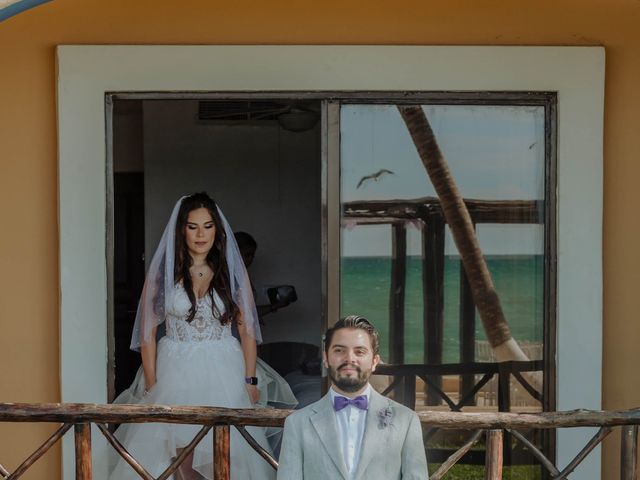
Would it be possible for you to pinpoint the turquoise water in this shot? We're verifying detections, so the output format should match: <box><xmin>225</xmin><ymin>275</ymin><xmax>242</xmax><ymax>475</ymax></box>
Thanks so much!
<box><xmin>340</xmin><ymin>256</ymin><xmax>544</xmax><ymax>363</ymax></box>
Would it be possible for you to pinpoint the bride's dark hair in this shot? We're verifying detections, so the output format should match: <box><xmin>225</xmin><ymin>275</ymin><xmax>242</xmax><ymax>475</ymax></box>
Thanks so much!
<box><xmin>174</xmin><ymin>192</ymin><xmax>239</xmax><ymax>325</ymax></box>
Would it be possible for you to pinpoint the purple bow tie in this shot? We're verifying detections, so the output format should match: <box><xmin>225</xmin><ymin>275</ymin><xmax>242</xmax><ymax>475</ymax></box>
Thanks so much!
<box><xmin>333</xmin><ymin>395</ymin><xmax>369</xmax><ymax>411</ymax></box>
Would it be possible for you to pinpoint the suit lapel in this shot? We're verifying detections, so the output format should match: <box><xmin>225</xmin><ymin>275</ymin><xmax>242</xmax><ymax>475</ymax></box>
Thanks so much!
<box><xmin>310</xmin><ymin>394</ymin><xmax>350</xmax><ymax>480</ymax></box>
<box><xmin>353</xmin><ymin>390</ymin><xmax>391</xmax><ymax>479</ymax></box>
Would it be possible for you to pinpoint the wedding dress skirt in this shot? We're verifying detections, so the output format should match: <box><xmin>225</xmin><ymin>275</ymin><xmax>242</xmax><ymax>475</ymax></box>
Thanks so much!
<box><xmin>108</xmin><ymin>287</ymin><xmax>290</xmax><ymax>480</ymax></box>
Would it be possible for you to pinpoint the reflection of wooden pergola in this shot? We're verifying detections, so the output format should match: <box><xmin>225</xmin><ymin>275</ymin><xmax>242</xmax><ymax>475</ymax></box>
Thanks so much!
<box><xmin>343</xmin><ymin>196</ymin><xmax>542</xmax><ymax>401</ymax></box>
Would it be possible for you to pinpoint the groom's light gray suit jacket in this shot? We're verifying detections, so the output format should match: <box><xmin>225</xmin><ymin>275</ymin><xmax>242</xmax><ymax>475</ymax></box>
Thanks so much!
<box><xmin>277</xmin><ymin>388</ymin><xmax>428</xmax><ymax>480</ymax></box>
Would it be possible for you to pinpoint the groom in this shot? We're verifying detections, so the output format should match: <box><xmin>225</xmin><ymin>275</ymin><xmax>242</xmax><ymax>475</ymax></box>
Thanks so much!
<box><xmin>277</xmin><ymin>315</ymin><xmax>428</xmax><ymax>480</ymax></box>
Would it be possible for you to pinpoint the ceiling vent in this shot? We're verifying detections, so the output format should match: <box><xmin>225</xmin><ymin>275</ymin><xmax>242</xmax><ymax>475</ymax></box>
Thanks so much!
<box><xmin>198</xmin><ymin>101</ymin><xmax>289</xmax><ymax>121</ymax></box>
<box><xmin>198</xmin><ymin>100</ymin><xmax>320</xmax><ymax>132</ymax></box>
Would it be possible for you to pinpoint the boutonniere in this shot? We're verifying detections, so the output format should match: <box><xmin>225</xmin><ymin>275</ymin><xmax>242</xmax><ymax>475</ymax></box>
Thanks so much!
<box><xmin>377</xmin><ymin>404</ymin><xmax>394</xmax><ymax>429</ymax></box>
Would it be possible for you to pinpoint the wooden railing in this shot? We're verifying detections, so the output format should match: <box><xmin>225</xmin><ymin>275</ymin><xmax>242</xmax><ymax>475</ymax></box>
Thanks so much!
<box><xmin>376</xmin><ymin>360</ymin><xmax>548</xmax><ymax>468</ymax></box>
<box><xmin>375</xmin><ymin>360</ymin><xmax>544</xmax><ymax>411</ymax></box>
<box><xmin>342</xmin><ymin>196</ymin><xmax>546</xmax><ymax>383</ymax></box>
<box><xmin>1</xmin><ymin>403</ymin><xmax>639</xmax><ymax>479</ymax></box>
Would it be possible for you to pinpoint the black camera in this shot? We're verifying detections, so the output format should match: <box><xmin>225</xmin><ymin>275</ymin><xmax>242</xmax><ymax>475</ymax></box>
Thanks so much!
<box><xmin>266</xmin><ymin>285</ymin><xmax>298</xmax><ymax>306</ymax></box>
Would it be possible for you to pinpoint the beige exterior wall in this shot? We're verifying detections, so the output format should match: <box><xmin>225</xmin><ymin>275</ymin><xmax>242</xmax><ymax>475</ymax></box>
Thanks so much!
<box><xmin>0</xmin><ymin>0</ymin><xmax>638</xmax><ymax>477</ymax></box>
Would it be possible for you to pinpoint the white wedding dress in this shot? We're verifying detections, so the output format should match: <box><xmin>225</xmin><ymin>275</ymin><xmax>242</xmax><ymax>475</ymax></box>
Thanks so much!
<box><xmin>109</xmin><ymin>285</ymin><xmax>286</xmax><ymax>480</ymax></box>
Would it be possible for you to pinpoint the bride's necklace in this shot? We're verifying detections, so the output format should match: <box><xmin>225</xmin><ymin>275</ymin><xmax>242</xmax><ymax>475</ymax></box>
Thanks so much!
<box><xmin>191</xmin><ymin>264</ymin><xmax>210</xmax><ymax>278</ymax></box>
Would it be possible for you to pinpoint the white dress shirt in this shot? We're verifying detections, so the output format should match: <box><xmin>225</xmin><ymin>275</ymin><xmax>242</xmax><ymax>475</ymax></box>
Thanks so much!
<box><xmin>329</xmin><ymin>384</ymin><xmax>371</xmax><ymax>478</ymax></box>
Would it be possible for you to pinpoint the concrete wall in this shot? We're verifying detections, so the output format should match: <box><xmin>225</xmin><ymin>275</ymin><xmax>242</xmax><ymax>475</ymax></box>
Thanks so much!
<box><xmin>1</xmin><ymin>0</ymin><xmax>639</xmax><ymax>477</ymax></box>
<box><xmin>142</xmin><ymin>100</ymin><xmax>321</xmax><ymax>346</ymax></box>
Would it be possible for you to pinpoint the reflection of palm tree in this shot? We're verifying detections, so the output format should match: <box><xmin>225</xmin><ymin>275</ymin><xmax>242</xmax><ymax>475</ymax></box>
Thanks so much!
<box><xmin>356</xmin><ymin>169</ymin><xmax>395</xmax><ymax>189</ymax></box>
<box><xmin>397</xmin><ymin>106</ymin><xmax>535</xmax><ymax>373</ymax></box>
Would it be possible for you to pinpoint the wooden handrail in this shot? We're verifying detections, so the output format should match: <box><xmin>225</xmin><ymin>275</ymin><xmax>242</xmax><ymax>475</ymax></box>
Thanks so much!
<box><xmin>0</xmin><ymin>403</ymin><xmax>289</xmax><ymax>426</ymax></box>
<box><xmin>343</xmin><ymin>197</ymin><xmax>543</xmax><ymax>224</ymax></box>
<box><xmin>375</xmin><ymin>360</ymin><xmax>543</xmax><ymax>376</ymax></box>
<box><xmin>1</xmin><ymin>404</ymin><xmax>640</xmax><ymax>479</ymax></box>
<box><xmin>2</xmin><ymin>403</ymin><xmax>640</xmax><ymax>429</ymax></box>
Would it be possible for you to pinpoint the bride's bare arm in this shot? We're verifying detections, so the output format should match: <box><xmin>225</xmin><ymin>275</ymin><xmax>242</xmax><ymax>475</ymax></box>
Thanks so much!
<box><xmin>141</xmin><ymin>325</ymin><xmax>158</xmax><ymax>391</ymax></box>
<box><xmin>237</xmin><ymin>310</ymin><xmax>259</xmax><ymax>403</ymax></box>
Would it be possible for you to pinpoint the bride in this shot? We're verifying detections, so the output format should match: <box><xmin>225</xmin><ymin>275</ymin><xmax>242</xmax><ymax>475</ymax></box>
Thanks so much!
<box><xmin>109</xmin><ymin>192</ymin><xmax>291</xmax><ymax>480</ymax></box>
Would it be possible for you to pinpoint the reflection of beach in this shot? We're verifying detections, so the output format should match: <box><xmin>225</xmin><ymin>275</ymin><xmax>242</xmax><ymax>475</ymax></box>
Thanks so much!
<box><xmin>341</xmin><ymin>255</ymin><xmax>544</xmax><ymax>364</ymax></box>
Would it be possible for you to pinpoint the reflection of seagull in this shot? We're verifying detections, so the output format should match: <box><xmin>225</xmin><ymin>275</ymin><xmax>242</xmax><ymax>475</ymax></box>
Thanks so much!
<box><xmin>356</xmin><ymin>169</ymin><xmax>395</xmax><ymax>189</ymax></box>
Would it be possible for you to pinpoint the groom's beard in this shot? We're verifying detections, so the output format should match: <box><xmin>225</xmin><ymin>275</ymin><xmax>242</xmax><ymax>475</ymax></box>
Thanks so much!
<box><xmin>327</xmin><ymin>362</ymin><xmax>372</xmax><ymax>393</ymax></box>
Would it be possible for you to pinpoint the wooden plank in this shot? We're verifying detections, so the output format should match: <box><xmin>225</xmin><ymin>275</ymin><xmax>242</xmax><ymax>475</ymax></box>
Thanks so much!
<box><xmin>555</xmin><ymin>427</ymin><xmax>612</xmax><ymax>479</ymax></box>
<box><xmin>74</xmin><ymin>423</ymin><xmax>92</xmax><ymax>480</ymax></box>
<box><xmin>419</xmin><ymin>374</ymin><xmax>458</xmax><ymax>411</ymax></box>
<box><xmin>459</xmin><ymin>231</ymin><xmax>476</xmax><ymax>405</ymax></box>
<box><xmin>497</xmin><ymin>363</ymin><xmax>512</xmax><ymax>465</ymax></box>
<box><xmin>96</xmin><ymin>423</ymin><xmax>154</xmax><ymax>480</ymax></box>
<box><xmin>430</xmin><ymin>429</ymin><xmax>484</xmax><ymax>480</ymax></box>
<box><xmin>427</xmin><ymin>446</ymin><xmax>542</xmax><ymax>466</ymax></box>
<box><xmin>235</xmin><ymin>426</ymin><xmax>278</xmax><ymax>469</ymax></box>
<box><xmin>484</xmin><ymin>429</ymin><xmax>503</xmax><ymax>480</ymax></box>
<box><xmin>375</xmin><ymin>360</ymin><xmax>542</xmax><ymax>377</ymax></box>
<box><xmin>543</xmin><ymin>93</ymin><xmax>559</xmax><ymax>474</ymax></box>
<box><xmin>423</xmin><ymin>216</ymin><xmax>445</xmax><ymax>405</ymax></box>
<box><xmin>158</xmin><ymin>425</ymin><xmax>212</xmax><ymax>480</ymax></box>
<box><xmin>343</xmin><ymin>197</ymin><xmax>542</xmax><ymax>224</ymax></box>
<box><xmin>621</xmin><ymin>425</ymin><xmax>638</xmax><ymax>480</ymax></box>
<box><xmin>512</xmin><ymin>371</ymin><xmax>543</xmax><ymax>402</ymax></box>
<box><xmin>389</xmin><ymin>223</ymin><xmax>407</xmax><ymax>365</ymax></box>
<box><xmin>111</xmin><ymin>91</ymin><xmax>556</xmax><ymax>105</ymax></box>
<box><xmin>8</xmin><ymin>423</ymin><xmax>73</xmax><ymax>479</ymax></box>
<box><xmin>0</xmin><ymin>404</ymin><xmax>290</xmax><ymax>427</ymax></box>
<box><xmin>455</xmin><ymin>373</ymin><xmax>494</xmax><ymax>410</ymax></box>
<box><xmin>507</xmin><ymin>428</ymin><xmax>559</xmax><ymax>476</ymax></box>
<box><xmin>402</xmin><ymin>375</ymin><xmax>416</xmax><ymax>409</ymax></box>
<box><xmin>214</xmin><ymin>425</ymin><xmax>230</xmax><ymax>480</ymax></box>
<box><xmin>4</xmin><ymin>403</ymin><xmax>640</xmax><ymax>430</ymax></box>
<box><xmin>497</xmin><ymin>364</ymin><xmax>511</xmax><ymax>412</ymax></box>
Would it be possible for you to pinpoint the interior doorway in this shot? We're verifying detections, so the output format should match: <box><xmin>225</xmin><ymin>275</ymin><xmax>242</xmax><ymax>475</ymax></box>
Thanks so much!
<box><xmin>110</xmin><ymin>97</ymin><xmax>323</xmax><ymax>401</ymax></box>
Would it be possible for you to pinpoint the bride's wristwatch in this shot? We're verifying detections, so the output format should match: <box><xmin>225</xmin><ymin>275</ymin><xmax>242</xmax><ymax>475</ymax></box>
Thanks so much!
<box><xmin>245</xmin><ymin>376</ymin><xmax>258</xmax><ymax>386</ymax></box>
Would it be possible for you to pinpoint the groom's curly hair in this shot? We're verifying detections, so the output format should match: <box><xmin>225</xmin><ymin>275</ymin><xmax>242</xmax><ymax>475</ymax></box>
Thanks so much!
<box><xmin>324</xmin><ymin>315</ymin><xmax>380</xmax><ymax>356</ymax></box>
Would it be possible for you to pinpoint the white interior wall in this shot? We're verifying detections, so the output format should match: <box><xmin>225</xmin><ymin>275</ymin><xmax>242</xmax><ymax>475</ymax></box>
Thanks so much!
<box><xmin>113</xmin><ymin>101</ymin><xmax>143</xmax><ymax>172</ymax></box>
<box><xmin>143</xmin><ymin>100</ymin><xmax>321</xmax><ymax>346</ymax></box>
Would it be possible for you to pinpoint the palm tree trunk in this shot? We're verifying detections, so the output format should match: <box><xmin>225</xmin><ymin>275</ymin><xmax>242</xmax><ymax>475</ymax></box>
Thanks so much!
<box><xmin>397</xmin><ymin>105</ymin><xmax>532</xmax><ymax>367</ymax></box>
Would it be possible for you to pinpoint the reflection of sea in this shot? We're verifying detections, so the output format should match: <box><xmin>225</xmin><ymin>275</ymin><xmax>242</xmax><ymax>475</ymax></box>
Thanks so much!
<box><xmin>340</xmin><ymin>255</ymin><xmax>544</xmax><ymax>363</ymax></box>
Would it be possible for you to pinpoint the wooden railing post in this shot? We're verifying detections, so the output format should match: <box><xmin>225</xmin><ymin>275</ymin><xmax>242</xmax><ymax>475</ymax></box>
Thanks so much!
<box><xmin>214</xmin><ymin>425</ymin><xmax>230</xmax><ymax>480</ymax></box>
<box><xmin>389</xmin><ymin>222</ymin><xmax>407</xmax><ymax>366</ymax></box>
<box><xmin>423</xmin><ymin>215</ymin><xmax>445</xmax><ymax>406</ymax></box>
<box><xmin>74</xmin><ymin>423</ymin><xmax>92</xmax><ymax>480</ymax></box>
<box><xmin>621</xmin><ymin>425</ymin><xmax>639</xmax><ymax>480</ymax></box>
<box><xmin>497</xmin><ymin>363</ymin><xmax>512</xmax><ymax>466</ymax></box>
<box><xmin>402</xmin><ymin>374</ymin><xmax>417</xmax><ymax>409</ymax></box>
<box><xmin>459</xmin><ymin>242</ymin><xmax>476</xmax><ymax>406</ymax></box>
<box><xmin>485</xmin><ymin>429</ymin><xmax>503</xmax><ymax>480</ymax></box>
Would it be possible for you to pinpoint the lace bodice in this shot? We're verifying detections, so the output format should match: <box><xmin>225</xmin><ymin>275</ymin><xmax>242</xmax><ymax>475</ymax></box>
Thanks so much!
<box><xmin>164</xmin><ymin>285</ymin><xmax>232</xmax><ymax>343</ymax></box>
